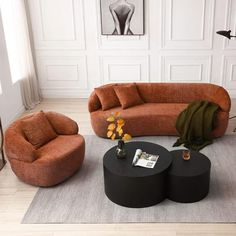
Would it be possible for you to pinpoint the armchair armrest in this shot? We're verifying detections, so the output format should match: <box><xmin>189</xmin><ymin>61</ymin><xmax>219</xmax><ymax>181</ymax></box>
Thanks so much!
<box><xmin>5</xmin><ymin>130</ymin><xmax>36</xmax><ymax>163</ymax></box>
<box><xmin>45</xmin><ymin>112</ymin><xmax>78</xmax><ymax>135</ymax></box>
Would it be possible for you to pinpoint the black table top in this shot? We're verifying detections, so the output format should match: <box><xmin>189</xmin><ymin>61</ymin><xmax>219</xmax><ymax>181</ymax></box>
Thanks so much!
<box><xmin>169</xmin><ymin>150</ymin><xmax>211</xmax><ymax>177</ymax></box>
<box><xmin>103</xmin><ymin>141</ymin><xmax>172</xmax><ymax>178</ymax></box>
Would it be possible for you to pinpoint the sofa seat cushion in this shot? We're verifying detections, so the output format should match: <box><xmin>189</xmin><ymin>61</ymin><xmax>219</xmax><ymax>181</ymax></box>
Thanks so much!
<box><xmin>91</xmin><ymin>103</ymin><xmax>189</xmax><ymax>137</ymax></box>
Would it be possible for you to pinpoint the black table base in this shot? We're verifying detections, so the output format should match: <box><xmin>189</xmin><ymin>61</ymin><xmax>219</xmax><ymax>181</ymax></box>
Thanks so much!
<box><xmin>168</xmin><ymin>150</ymin><xmax>211</xmax><ymax>203</ymax></box>
<box><xmin>103</xmin><ymin>144</ymin><xmax>211</xmax><ymax>207</ymax></box>
<box><xmin>103</xmin><ymin>141</ymin><xmax>172</xmax><ymax>208</ymax></box>
<box><xmin>168</xmin><ymin>171</ymin><xmax>210</xmax><ymax>203</ymax></box>
<box><xmin>104</xmin><ymin>167</ymin><xmax>168</xmax><ymax>208</ymax></box>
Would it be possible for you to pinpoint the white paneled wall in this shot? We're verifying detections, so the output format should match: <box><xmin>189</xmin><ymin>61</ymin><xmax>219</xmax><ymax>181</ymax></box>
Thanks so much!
<box><xmin>162</xmin><ymin>56</ymin><xmax>212</xmax><ymax>82</ymax></box>
<box><xmin>162</xmin><ymin>0</ymin><xmax>215</xmax><ymax>49</ymax></box>
<box><xmin>100</xmin><ymin>56</ymin><xmax>149</xmax><ymax>83</ymax></box>
<box><xmin>27</xmin><ymin>0</ymin><xmax>236</xmax><ymax>98</ymax></box>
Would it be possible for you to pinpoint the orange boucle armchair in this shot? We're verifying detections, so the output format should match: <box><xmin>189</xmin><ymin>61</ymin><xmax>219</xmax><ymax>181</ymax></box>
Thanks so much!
<box><xmin>4</xmin><ymin>111</ymin><xmax>85</xmax><ymax>187</ymax></box>
<box><xmin>88</xmin><ymin>83</ymin><xmax>231</xmax><ymax>138</ymax></box>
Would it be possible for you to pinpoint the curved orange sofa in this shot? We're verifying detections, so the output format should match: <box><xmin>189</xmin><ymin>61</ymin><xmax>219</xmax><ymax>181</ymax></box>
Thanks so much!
<box><xmin>88</xmin><ymin>83</ymin><xmax>231</xmax><ymax>138</ymax></box>
<box><xmin>4</xmin><ymin>112</ymin><xmax>85</xmax><ymax>187</ymax></box>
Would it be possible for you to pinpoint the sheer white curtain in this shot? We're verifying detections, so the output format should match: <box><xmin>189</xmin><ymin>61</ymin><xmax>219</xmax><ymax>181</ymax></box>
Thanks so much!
<box><xmin>0</xmin><ymin>0</ymin><xmax>41</xmax><ymax>109</ymax></box>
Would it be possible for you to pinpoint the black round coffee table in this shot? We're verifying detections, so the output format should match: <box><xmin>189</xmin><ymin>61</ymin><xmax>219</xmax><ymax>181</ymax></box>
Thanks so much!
<box><xmin>103</xmin><ymin>141</ymin><xmax>172</xmax><ymax>208</ymax></box>
<box><xmin>168</xmin><ymin>150</ymin><xmax>211</xmax><ymax>203</ymax></box>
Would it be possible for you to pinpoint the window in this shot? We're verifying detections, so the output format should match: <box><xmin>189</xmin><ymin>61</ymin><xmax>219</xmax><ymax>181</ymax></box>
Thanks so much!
<box><xmin>0</xmin><ymin>0</ymin><xmax>28</xmax><ymax>84</ymax></box>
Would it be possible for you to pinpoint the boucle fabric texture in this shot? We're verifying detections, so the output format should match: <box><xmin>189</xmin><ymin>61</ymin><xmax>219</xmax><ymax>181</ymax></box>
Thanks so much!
<box><xmin>113</xmin><ymin>84</ymin><xmax>144</xmax><ymax>109</ymax></box>
<box><xmin>4</xmin><ymin>111</ymin><xmax>85</xmax><ymax>187</ymax></box>
<box><xmin>95</xmin><ymin>85</ymin><xmax>120</xmax><ymax>111</ymax></box>
<box><xmin>88</xmin><ymin>83</ymin><xmax>231</xmax><ymax>138</ymax></box>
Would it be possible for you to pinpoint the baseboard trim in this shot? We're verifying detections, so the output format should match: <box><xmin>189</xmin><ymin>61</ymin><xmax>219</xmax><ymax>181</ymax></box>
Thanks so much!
<box><xmin>41</xmin><ymin>89</ymin><xmax>92</xmax><ymax>98</ymax></box>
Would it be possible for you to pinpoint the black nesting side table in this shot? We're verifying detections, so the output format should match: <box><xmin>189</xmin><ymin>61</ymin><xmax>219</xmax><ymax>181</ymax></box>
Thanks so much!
<box><xmin>103</xmin><ymin>141</ymin><xmax>172</xmax><ymax>208</ymax></box>
<box><xmin>168</xmin><ymin>150</ymin><xmax>211</xmax><ymax>203</ymax></box>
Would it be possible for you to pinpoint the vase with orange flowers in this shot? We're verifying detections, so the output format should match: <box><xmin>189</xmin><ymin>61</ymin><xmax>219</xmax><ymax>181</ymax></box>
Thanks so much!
<box><xmin>107</xmin><ymin>112</ymin><xmax>132</xmax><ymax>159</ymax></box>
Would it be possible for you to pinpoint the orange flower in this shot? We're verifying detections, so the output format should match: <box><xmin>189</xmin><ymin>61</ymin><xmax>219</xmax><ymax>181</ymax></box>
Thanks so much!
<box><xmin>106</xmin><ymin>116</ymin><xmax>115</xmax><ymax>122</ymax></box>
<box><xmin>114</xmin><ymin>112</ymin><xmax>120</xmax><ymax>118</ymax></box>
<box><xmin>122</xmin><ymin>134</ymin><xmax>132</xmax><ymax>141</ymax></box>
<box><xmin>116</xmin><ymin>125</ymin><xmax>122</xmax><ymax>132</ymax></box>
<box><xmin>106</xmin><ymin>112</ymin><xmax>132</xmax><ymax>141</ymax></box>
<box><xmin>111</xmin><ymin>133</ymin><xmax>116</xmax><ymax>140</ymax></box>
<box><xmin>107</xmin><ymin>130</ymin><xmax>113</xmax><ymax>138</ymax></box>
<box><xmin>118</xmin><ymin>129</ymin><xmax>123</xmax><ymax>136</ymax></box>
<box><xmin>107</xmin><ymin>123</ymin><xmax>116</xmax><ymax>131</ymax></box>
<box><xmin>117</xmin><ymin>119</ymin><xmax>125</xmax><ymax>126</ymax></box>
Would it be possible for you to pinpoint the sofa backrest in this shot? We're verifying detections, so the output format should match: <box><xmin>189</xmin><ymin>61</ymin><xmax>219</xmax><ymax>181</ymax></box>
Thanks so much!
<box><xmin>88</xmin><ymin>83</ymin><xmax>231</xmax><ymax>113</ymax></box>
<box><xmin>136</xmin><ymin>83</ymin><xmax>230</xmax><ymax>111</ymax></box>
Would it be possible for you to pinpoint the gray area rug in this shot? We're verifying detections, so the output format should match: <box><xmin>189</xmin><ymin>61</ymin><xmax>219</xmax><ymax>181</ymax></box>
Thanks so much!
<box><xmin>22</xmin><ymin>135</ymin><xmax>236</xmax><ymax>223</ymax></box>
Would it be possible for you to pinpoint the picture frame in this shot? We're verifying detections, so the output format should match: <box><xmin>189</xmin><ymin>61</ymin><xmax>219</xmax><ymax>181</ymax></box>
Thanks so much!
<box><xmin>100</xmin><ymin>0</ymin><xmax>144</xmax><ymax>35</ymax></box>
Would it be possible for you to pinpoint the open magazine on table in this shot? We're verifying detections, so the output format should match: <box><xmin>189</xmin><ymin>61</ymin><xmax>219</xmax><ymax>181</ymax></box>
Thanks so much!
<box><xmin>132</xmin><ymin>149</ymin><xmax>159</xmax><ymax>169</ymax></box>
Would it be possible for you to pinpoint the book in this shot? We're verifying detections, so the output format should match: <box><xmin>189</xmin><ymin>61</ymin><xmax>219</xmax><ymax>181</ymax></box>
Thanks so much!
<box><xmin>132</xmin><ymin>149</ymin><xmax>159</xmax><ymax>169</ymax></box>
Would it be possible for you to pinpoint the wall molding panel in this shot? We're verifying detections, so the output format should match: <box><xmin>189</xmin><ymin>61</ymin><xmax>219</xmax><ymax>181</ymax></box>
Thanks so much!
<box><xmin>162</xmin><ymin>56</ymin><xmax>212</xmax><ymax>82</ymax></box>
<box><xmin>27</xmin><ymin>0</ymin><xmax>236</xmax><ymax>98</ymax></box>
<box><xmin>224</xmin><ymin>0</ymin><xmax>236</xmax><ymax>50</ymax></box>
<box><xmin>28</xmin><ymin>0</ymin><xmax>85</xmax><ymax>50</ymax></box>
<box><xmin>162</xmin><ymin>0</ymin><xmax>215</xmax><ymax>49</ymax></box>
<box><xmin>100</xmin><ymin>56</ymin><xmax>149</xmax><ymax>83</ymax></box>
<box><xmin>36</xmin><ymin>56</ymin><xmax>88</xmax><ymax>97</ymax></box>
<box><xmin>222</xmin><ymin>56</ymin><xmax>236</xmax><ymax>94</ymax></box>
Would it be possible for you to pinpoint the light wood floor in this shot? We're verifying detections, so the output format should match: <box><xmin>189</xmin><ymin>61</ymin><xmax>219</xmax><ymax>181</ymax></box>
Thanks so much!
<box><xmin>0</xmin><ymin>98</ymin><xmax>236</xmax><ymax>236</ymax></box>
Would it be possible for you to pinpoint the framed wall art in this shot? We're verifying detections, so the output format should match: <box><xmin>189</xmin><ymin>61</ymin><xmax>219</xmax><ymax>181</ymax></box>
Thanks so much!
<box><xmin>100</xmin><ymin>0</ymin><xmax>144</xmax><ymax>35</ymax></box>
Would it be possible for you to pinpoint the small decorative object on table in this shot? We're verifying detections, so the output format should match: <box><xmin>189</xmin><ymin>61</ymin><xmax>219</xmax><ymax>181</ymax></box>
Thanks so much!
<box><xmin>182</xmin><ymin>149</ymin><xmax>191</xmax><ymax>161</ymax></box>
<box><xmin>106</xmin><ymin>112</ymin><xmax>132</xmax><ymax>159</ymax></box>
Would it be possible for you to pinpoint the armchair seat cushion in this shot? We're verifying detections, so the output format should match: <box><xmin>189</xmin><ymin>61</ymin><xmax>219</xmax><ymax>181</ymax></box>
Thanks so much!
<box><xmin>9</xmin><ymin>134</ymin><xmax>85</xmax><ymax>187</ymax></box>
<box><xmin>36</xmin><ymin>135</ymin><xmax>84</xmax><ymax>162</ymax></box>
